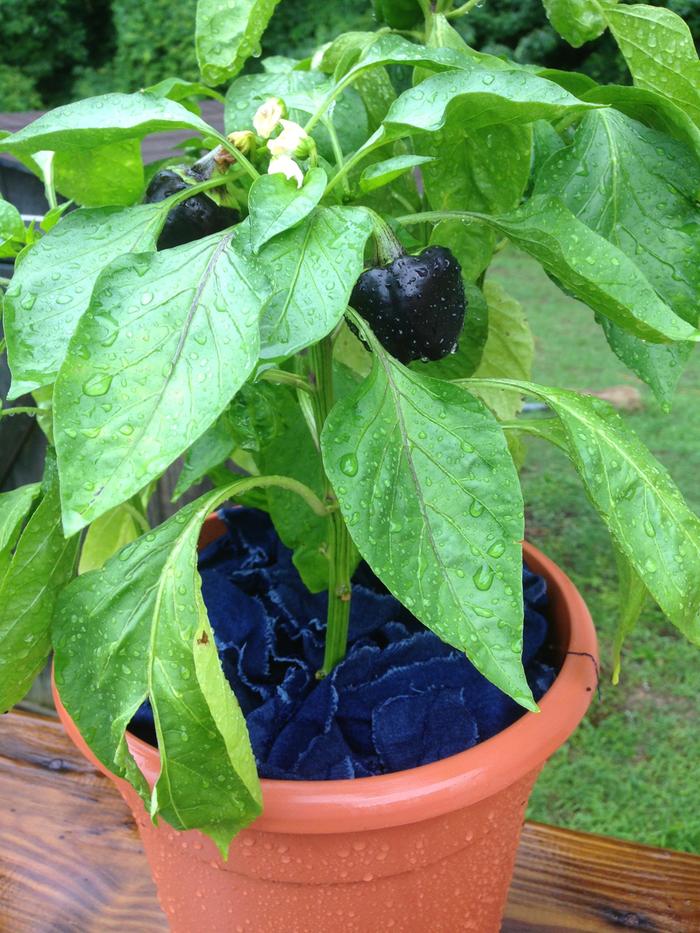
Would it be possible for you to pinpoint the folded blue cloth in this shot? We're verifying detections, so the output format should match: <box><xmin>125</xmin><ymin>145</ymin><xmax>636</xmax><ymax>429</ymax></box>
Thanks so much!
<box><xmin>130</xmin><ymin>508</ymin><xmax>556</xmax><ymax>779</ymax></box>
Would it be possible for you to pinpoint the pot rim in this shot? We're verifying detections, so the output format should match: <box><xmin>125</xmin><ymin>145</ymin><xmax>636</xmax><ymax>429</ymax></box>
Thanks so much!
<box><xmin>54</xmin><ymin>532</ymin><xmax>598</xmax><ymax>836</ymax></box>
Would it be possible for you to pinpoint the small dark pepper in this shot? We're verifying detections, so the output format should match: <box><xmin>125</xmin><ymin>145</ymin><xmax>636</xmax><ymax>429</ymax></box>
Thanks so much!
<box><xmin>144</xmin><ymin>168</ymin><xmax>239</xmax><ymax>250</ymax></box>
<box><xmin>350</xmin><ymin>246</ymin><xmax>467</xmax><ymax>364</ymax></box>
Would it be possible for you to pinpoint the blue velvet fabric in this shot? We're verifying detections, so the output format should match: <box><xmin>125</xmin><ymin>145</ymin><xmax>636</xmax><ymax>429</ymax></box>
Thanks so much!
<box><xmin>130</xmin><ymin>508</ymin><xmax>556</xmax><ymax>779</ymax></box>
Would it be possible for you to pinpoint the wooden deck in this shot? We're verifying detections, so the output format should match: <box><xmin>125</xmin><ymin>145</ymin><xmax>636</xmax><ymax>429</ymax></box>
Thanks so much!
<box><xmin>1</xmin><ymin>710</ymin><xmax>698</xmax><ymax>931</ymax></box>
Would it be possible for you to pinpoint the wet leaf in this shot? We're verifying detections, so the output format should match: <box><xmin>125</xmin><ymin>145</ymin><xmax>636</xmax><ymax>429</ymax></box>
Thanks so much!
<box><xmin>535</xmin><ymin>109</ymin><xmax>700</xmax><ymax>404</ymax></box>
<box><xmin>54</xmin><ymin>228</ymin><xmax>271</xmax><ymax>534</ymax></box>
<box><xmin>0</xmin><ymin>474</ymin><xmax>78</xmax><ymax>712</ymax></box>
<box><xmin>248</xmin><ymin>167</ymin><xmax>327</xmax><ymax>253</ymax></box>
<box><xmin>605</xmin><ymin>3</ymin><xmax>700</xmax><ymax>128</ymax></box>
<box><xmin>482</xmin><ymin>196</ymin><xmax>698</xmax><ymax>343</ymax></box>
<box><xmin>256</xmin><ymin>206</ymin><xmax>372</xmax><ymax>361</ymax></box>
<box><xmin>543</xmin><ymin>0</ymin><xmax>607</xmax><ymax>47</ymax></box>
<box><xmin>53</xmin><ymin>483</ymin><xmax>267</xmax><ymax>854</ymax></box>
<box><xmin>4</xmin><ymin>203</ymin><xmax>169</xmax><ymax>396</ymax></box>
<box><xmin>53</xmin><ymin>139</ymin><xmax>144</xmax><ymax>208</ymax></box>
<box><xmin>196</xmin><ymin>0</ymin><xmax>283</xmax><ymax>86</ymax></box>
<box><xmin>322</xmin><ymin>332</ymin><xmax>533</xmax><ymax>708</ymax></box>
<box><xmin>78</xmin><ymin>505</ymin><xmax>143</xmax><ymax>573</ymax></box>
<box><xmin>0</xmin><ymin>482</ymin><xmax>41</xmax><ymax>579</ymax></box>
<box><xmin>359</xmin><ymin>154</ymin><xmax>433</xmax><ymax>193</ymax></box>
<box><xmin>611</xmin><ymin>544</ymin><xmax>647</xmax><ymax>685</ymax></box>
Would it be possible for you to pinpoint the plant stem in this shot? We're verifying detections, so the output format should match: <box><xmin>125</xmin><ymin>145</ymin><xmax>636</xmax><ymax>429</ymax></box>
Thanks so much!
<box><xmin>259</xmin><ymin>368</ymin><xmax>315</xmax><ymax>394</ymax></box>
<box><xmin>308</xmin><ymin>336</ymin><xmax>354</xmax><ymax>676</ymax></box>
<box><xmin>325</xmin><ymin>127</ymin><xmax>393</xmax><ymax>197</ymax></box>
<box><xmin>446</xmin><ymin>0</ymin><xmax>484</xmax><ymax>19</ymax></box>
<box><xmin>323</xmin><ymin>118</ymin><xmax>351</xmax><ymax>198</ymax></box>
<box><xmin>0</xmin><ymin>406</ymin><xmax>41</xmax><ymax>417</ymax></box>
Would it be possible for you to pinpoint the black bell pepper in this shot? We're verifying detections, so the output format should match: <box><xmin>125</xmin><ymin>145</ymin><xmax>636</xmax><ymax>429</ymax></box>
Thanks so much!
<box><xmin>144</xmin><ymin>168</ymin><xmax>239</xmax><ymax>250</ymax></box>
<box><xmin>350</xmin><ymin>246</ymin><xmax>467</xmax><ymax>365</ymax></box>
<box><xmin>373</xmin><ymin>0</ymin><xmax>423</xmax><ymax>30</ymax></box>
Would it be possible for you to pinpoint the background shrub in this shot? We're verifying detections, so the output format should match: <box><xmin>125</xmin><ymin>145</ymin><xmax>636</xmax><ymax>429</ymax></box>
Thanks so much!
<box><xmin>0</xmin><ymin>0</ymin><xmax>698</xmax><ymax>109</ymax></box>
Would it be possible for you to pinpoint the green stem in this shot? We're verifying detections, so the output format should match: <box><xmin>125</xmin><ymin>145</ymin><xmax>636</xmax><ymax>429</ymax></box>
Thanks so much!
<box><xmin>325</xmin><ymin>127</ymin><xmax>393</xmax><ymax>197</ymax></box>
<box><xmin>308</xmin><ymin>337</ymin><xmax>354</xmax><ymax>675</ymax></box>
<box><xmin>0</xmin><ymin>406</ymin><xmax>41</xmax><ymax>417</ymax></box>
<box><xmin>446</xmin><ymin>0</ymin><xmax>484</xmax><ymax>19</ymax></box>
<box><xmin>323</xmin><ymin>118</ymin><xmax>350</xmax><ymax>197</ymax></box>
<box><xmin>396</xmin><ymin>209</ymin><xmax>483</xmax><ymax>226</ymax></box>
<box><xmin>213</xmin><ymin>135</ymin><xmax>261</xmax><ymax>182</ymax></box>
<box><xmin>259</xmin><ymin>368</ymin><xmax>315</xmax><ymax>394</ymax></box>
<box><xmin>167</xmin><ymin>169</ymin><xmax>241</xmax><ymax>207</ymax></box>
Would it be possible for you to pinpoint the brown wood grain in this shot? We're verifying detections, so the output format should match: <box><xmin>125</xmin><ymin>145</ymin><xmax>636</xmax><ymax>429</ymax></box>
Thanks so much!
<box><xmin>1</xmin><ymin>710</ymin><xmax>698</xmax><ymax>932</ymax></box>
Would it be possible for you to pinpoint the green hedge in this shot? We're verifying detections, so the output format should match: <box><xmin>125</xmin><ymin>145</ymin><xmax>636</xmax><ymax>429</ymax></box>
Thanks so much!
<box><xmin>0</xmin><ymin>0</ymin><xmax>698</xmax><ymax>111</ymax></box>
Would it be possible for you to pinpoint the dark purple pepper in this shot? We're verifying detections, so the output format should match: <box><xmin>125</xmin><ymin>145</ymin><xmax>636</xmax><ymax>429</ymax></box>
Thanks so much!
<box><xmin>350</xmin><ymin>246</ymin><xmax>467</xmax><ymax>364</ymax></box>
<box><xmin>144</xmin><ymin>168</ymin><xmax>239</xmax><ymax>250</ymax></box>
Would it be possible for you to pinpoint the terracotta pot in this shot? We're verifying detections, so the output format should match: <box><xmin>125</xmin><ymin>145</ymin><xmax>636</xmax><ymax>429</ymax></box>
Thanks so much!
<box><xmin>54</xmin><ymin>518</ymin><xmax>598</xmax><ymax>933</ymax></box>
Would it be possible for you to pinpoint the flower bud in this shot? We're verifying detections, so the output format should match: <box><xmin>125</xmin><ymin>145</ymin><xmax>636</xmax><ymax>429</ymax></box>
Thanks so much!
<box><xmin>267</xmin><ymin>119</ymin><xmax>314</xmax><ymax>161</ymax></box>
<box><xmin>268</xmin><ymin>155</ymin><xmax>304</xmax><ymax>189</ymax></box>
<box><xmin>227</xmin><ymin>130</ymin><xmax>256</xmax><ymax>156</ymax></box>
<box><xmin>253</xmin><ymin>97</ymin><xmax>287</xmax><ymax>139</ymax></box>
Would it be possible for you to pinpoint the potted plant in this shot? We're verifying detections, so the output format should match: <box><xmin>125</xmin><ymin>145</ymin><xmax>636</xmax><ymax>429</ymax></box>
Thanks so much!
<box><xmin>2</xmin><ymin>0</ymin><xmax>700</xmax><ymax>929</ymax></box>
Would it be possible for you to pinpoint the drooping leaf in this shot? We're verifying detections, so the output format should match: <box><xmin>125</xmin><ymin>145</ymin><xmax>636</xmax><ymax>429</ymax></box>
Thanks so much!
<box><xmin>4</xmin><ymin>203</ymin><xmax>170</xmax><ymax>396</ymax></box>
<box><xmin>542</xmin><ymin>0</ymin><xmax>608</xmax><ymax>47</ymax></box>
<box><xmin>256</xmin><ymin>206</ymin><xmax>372</xmax><ymax>361</ymax></box>
<box><xmin>611</xmin><ymin>544</ymin><xmax>647</xmax><ymax>685</ymax></box>
<box><xmin>605</xmin><ymin>3</ymin><xmax>700</xmax><ymax>128</ymax></box>
<box><xmin>54</xmin><ymin>229</ymin><xmax>271</xmax><ymax>534</ymax></box>
<box><xmin>53</xmin><ymin>483</ymin><xmax>268</xmax><ymax>854</ymax></box>
<box><xmin>410</xmin><ymin>283</ymin><xmax>488</xmax><ymax>381</ymax></box>
<box><xmin>482</xmin><ymin>196</ymin><xmax>698</xmax><ymax>343</ymax></box>
<box><xmin>322</xmin><ymin>329</ymin><xmax>533</xmax><ymax>707</ymax></box>
<box><xmin>248</xmin><ymin>167</ymin><xmax>327</xmax><ymax>253</ymax></box>
<box><xmin>78</xmin><ymin>505</ymin><xmax>143</xmax><ymax>574</ymax></box>
<box><xmin>384</xmin><ymin>66</ymin><xmax>598</xmax><ymax>136</ymax></box>
<box><xmin>196</xmin><ymin>0</ymin><xmax>283</xmax><ymax>86</ymax></box>
<box><xmin>535</xmin><ymin>108</ymin><xmax>700</xmax><ymax>404</ymax></box>
<box><xmin>359</xmin><ymin>154</ymin><xmax>434</xmax><ymax>193</ymax></box>
<box><xmin>0</xmin><ymin>474</ymin><xmax>78</xmax><ymax>712</ymax></box>
<box><xmin>53</xmin><ymin>139</ymin><xmax>144</xmax><ymax>208</ymax></box>
<box><xmin>420</xmin><ymin>123</ymin><xmax>532</xmax><ymax>216</ymax></box>
<box><xmin>470</xmin><ymin>280</ymin><xmax>534</xmax><ymax>422</ymax></box>
<box><xmin>469</xmin><ymin>380</ymin><xmax>700</xmax><ymax>647</ymax></box>
<box><xmin>0</xmin><ymin>93</ymin><xmax>216</xmax><ymax>155</ymax></box>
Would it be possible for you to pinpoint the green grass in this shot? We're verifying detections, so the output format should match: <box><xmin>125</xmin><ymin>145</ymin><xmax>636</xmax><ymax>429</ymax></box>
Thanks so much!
<box><xmin>489</xmin><ymin>250</ymin><xmax>700</xmax><ymax>854</ymax></box>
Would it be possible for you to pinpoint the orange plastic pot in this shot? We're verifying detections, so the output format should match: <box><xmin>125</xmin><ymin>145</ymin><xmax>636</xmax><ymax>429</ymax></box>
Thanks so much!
<box><xmin>54</xmin><ymin>518</ymin><xmax>598</xmax><ymax>933</ymax></box>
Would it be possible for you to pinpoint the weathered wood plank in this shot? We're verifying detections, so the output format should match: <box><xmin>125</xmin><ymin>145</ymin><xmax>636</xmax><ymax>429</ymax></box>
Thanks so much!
<box><xmin>1</xmin><ymin>710</ymin><xmax>698</xmax><ymax>932</ymax></box>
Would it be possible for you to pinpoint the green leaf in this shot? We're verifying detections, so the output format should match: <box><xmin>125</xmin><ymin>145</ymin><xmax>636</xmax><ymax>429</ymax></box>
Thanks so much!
<box><xmin>542</xmin><ymin>0</ymin><xmax>607</xmax><ymax>47</ymax></box>
<box><xmin>410</xmin><ymin>283</ymin><xmax>488</xmax><ymax>381</ymax></box>
<box><xmin>196</xmin><ymin>0</ymin><xmax>283</xmax><ymax>86</ymax></box>
<box><xmin>172</xmin><ymin>404</ymin><xmax>247</xmax><ymax>501</ymax></box>
<box><xmin>145</xmin><ymin>77</ymin><xmax>225</xmax><ymax>104</ymax></box>
<box><xmin>0</xmin><ymin>475</ymin><xmax>79</xmax><ymax>712</ymax></box>
<box><xmin>4</xmin><ymin>203</ymin><xmax>169</xmax><ymax>396</ymax></box>
<box><xmin>584</xmin><ymin>85</ymin><xmax>700</xmax><ymax>159</ymax></box>
<box><xmin>611</xmin><ymin>544</ymin><xmax>647</xmax><ymax>685</ymax></box>
<box><xmin>359</xmin><ymin>154</ymin><xmax>433</xmax><ymax>193</ymax></box>
<box><xmin>420</xmin><ymin>124</ymin><xmax>532</xmax><ymax>215</ymax></box>
<box><xmin>256</xmin><ymin>206</ymin><xmax>372</xmax><ymax>361</ymax></box>
<box><xmin>535</xmin><ymin>109</ymin><xmax>700</xmax><ymax>403</ymax></box>
<box><xmin>470</xmin><ymin>280</ymin><xmax>534</xmax><ymax>421</ymax></box>
<box><xmin>54</xmin><ymin>228</ymin><xmax>271</xmax><ymax>534</ymax></box>
<box><xmin>384</xmin><ymin>66</ymin><xmax>597</xmax><ymax>136</ymax></box>
<box><xmin>0</xmin><ymin>483</ymin><xmax>41</xmax><ymax>579</ymax></box>
<box><xmin>78</xmin><ymin>505</ymin><xmax>143</xmax><ymax>574</ymax></box>
<box><xmin>605</xmin><ymin>3</ymin><xmax>700</xmax><ymax>128</ymax></box>
<box><xmin>0</xmin><ymin>93</ymin><xmax>215</xmax><ymax>156</ymax></box>
<box><xmin>53</xmin><ymin>483</ymin><xmax>267</xmax><ymax>853</ymax></box>
<box><xmin>0</xmin><ymin>199</ymin><xmax>24</xmax><ymax>244</ymax></box>
<box><xmin>248</xmin><ymin>167</ymin><xmax>327</xmax><ymax>253</ymax></box>
<box><xmin>343</xmin><ymin>34</ymin><xmax>472</xmax><ymax>80</ymax></box>
<box><xmin>321</xmin><ymin>331</ymin><xmax>533</xmax><ymax>707</ymax></box>
<box><xmin>472</xmin><ymin>380</ymin><xmax>700</xmax><ymax>647</ymax></box>
<box><xmin>482</xmin><ymin>196</ymin><xmax>698</xmax><ymax>343</ymax></box>
<box><xmin>53</xmin><ymin>139</ymin><xmax>144</xmax><ymax>208</ymax></box>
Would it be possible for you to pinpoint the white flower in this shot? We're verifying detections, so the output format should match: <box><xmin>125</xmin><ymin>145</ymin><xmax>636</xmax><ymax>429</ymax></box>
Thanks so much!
<box><xmin>253</xmin><ymin>97</ymin><xmax>285</xmax><ymax>139</ymax></box>
<box><xmin>268</xmin><ymin>155</ymin><xmax>304</xmax><ymax>188</ymax></box>
<box><xmin>267</xmin><ymin>119</ymin><xmax>310</xmax><ymax>158</ymax></box>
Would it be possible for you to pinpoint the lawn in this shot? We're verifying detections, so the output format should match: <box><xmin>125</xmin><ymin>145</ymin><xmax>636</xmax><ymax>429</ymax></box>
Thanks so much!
<box><xmin>489</xmin><ymin>250</ymin><xmax>700</xmax><ymax>854</ymax></box>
